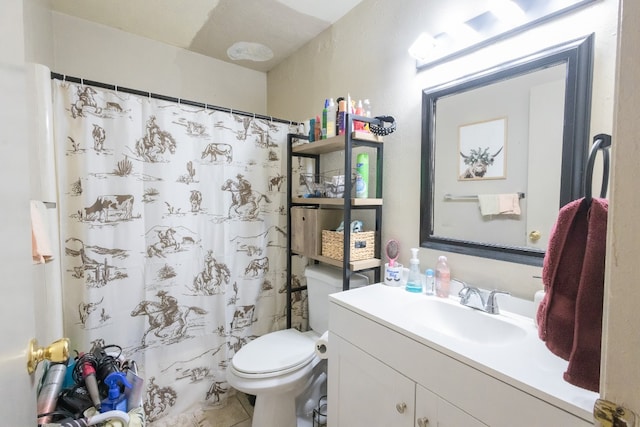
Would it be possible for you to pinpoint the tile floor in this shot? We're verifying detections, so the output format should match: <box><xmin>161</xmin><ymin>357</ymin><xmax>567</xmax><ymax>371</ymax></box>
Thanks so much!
<box><xmin>202</xmin><ymin>391</ymin><xmax>254</xmax><ymax>427</ymax></box>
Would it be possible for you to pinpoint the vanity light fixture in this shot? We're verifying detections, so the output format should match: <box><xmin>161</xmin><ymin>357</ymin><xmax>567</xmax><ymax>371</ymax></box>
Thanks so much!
<box><xmin>489</xmin><ymin>0</ymin><xmax>526</xmax><ymax>24</ymax></box>
<box><xmin>408</xmin><ymin>33</ymin><xmax>437</xmax><ymax>62</ymax></box>
<box><xmin>410</xmin><ymin>0</ymin><xmax>597</xmax><ymax>70</ymax></box>
<box><xmin>446</xmin><ymin>22</ymin><xmax>479</xmax><ymax>44</ymax></box>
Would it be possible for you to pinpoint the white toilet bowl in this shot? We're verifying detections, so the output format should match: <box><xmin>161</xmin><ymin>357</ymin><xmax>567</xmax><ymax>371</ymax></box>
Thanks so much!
<box><xmin>226</xmin><ymin>329</ymin><xmax>321</xmax><ymax>427</ymax></box>
<box><xmin>226</xmin><ymin>265</ymin><xmax>368</xmax><ymax>427</ymax></box>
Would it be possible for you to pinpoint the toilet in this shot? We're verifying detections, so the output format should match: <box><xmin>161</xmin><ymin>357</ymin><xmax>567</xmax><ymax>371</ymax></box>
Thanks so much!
<box><xmin>226</xmin><ymin>264</ymin><xmax>368</xmax><ymax>427</ymax></box>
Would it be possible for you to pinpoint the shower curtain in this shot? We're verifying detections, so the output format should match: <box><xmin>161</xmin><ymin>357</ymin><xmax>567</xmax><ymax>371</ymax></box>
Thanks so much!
<box><xmin>52</xmin><ymin>79</ymin><xmax>306</xmax><ymax>425</ymax></box>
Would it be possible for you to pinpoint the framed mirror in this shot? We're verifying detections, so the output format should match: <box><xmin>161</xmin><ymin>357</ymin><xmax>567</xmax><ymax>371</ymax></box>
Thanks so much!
<box><xmin>420</xmin><ymin>34</ymin><xmax>594</xmax><ymax>266</ymax></box>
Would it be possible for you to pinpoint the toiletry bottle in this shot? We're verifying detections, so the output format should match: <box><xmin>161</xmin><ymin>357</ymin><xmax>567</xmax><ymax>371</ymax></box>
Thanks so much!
<box><xmin>355</xmin><ymin>153</ymin><xmax>369</xmax><ymax>198</ymax></box>
<box><xmin>100</xmin><ymin>372</ymin><xmax>132</xmax><ymax>413</ymax></box>
<box><xmin>363</xmin><ymin>99</ymin><xmax>372</xmax><ymax>132</ymax></box>
<box><xmin>337</xmin><ymin>99</ymin><xmax>346</xmax><ymax>135</ymax></box>
<box><xmin>326</xmin><ymin>98</ymin><xmax>336</xmax><ymax>138</ymax></box>
<box><xmin>406</xmin><ymin>248</ymin><xmax>422</xmax><ymax>293</ymax></box>
<box><xmin>424</xmin><ymin>268</ymin><xmax>435</xmax><ymax>296</ymax></box>
<box><xmin>435</xmin><ymin>255</ymin><xmax>451</xmax><ymax>298</ymax></box>
<box><xmin>355</xmin><ymin>99</ymin><xmax>365</xmax><ymax>131</ymax></box>
<box><xmin>314</xmin><ymin>115</ymin><xmax>322</xmax><ymax>141</ymax></box>
<box><xmin>321</xmin><ymin>99</ymin><xmax>328</xmax><ymax>139</ymax></box>
<box><xmin>309</xmin><ymin>117</ymin><xmax>316</xmax><ymax>142</ymax></box>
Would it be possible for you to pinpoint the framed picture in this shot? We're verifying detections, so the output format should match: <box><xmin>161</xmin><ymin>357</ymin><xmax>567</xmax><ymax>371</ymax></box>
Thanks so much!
<box><xmin>458</xmin><ymin>117</ymin><xmax>506</xmax><ymax>180</ymax></box>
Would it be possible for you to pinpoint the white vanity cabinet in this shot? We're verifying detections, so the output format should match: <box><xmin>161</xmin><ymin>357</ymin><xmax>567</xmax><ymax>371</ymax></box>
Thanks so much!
<box><xmin>328</xmin><ymin>285</ymin><xmax>595</xmax><ymax>427</ymax></box>
<box><xmin>330</xmin><ymin>332</ymin><xmax>487</xmax><ymax>427</ymax></box>
<box><xmin>329</xmin><ymin>333</ymin><xmax>415</xmax><ymax>426</ymax></box>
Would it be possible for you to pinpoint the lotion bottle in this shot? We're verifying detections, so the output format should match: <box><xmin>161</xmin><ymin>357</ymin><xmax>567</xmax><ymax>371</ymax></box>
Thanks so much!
<box><xmin>435</xmin><ymin>255</ymin><xmax>451</xmax><ymax>298</ymax></box>
<box><xmin>405</xmin><ymin>248</ymin><xmax>422</xmax><ymax>293</ymax></box>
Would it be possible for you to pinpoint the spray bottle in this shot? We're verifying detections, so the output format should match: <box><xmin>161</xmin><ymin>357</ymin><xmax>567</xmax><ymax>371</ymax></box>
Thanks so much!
<box><xmin>100</xmin><ymin>372</ymin><xmax>132</xmax><ymax>413</ymax></box>
<box><xmin>405</xmin><ymin>248</ymin><xmax>422</xmax><ymax>293</ymax></box>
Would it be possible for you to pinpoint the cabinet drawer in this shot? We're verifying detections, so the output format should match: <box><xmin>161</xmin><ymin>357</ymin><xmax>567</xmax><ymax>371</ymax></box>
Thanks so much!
<box><xmin>291</xmin><ymin>207</ymin><xmax>342</xmax><ymax>257</ymax></box>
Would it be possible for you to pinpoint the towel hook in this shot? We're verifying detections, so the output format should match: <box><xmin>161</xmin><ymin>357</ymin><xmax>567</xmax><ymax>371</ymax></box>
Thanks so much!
<box><xmin>584</xmin><ymin>133</ymin><xmax>611</xmax><ymax>203</ymax></box>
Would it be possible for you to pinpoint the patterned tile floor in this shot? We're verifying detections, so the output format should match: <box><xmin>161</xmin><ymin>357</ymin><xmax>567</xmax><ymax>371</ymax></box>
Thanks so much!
<box><xmin>202</xmin><ymin>392</ymin><xmax>254</xmax><ymax>427</ymax></box>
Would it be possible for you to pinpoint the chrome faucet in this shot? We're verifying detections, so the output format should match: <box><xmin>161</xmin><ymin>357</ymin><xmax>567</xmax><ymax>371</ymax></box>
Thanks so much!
<box><xmin>456</xmin><ymin>279</ymin><xmax>510</xmax><ymax>315</ymax></box>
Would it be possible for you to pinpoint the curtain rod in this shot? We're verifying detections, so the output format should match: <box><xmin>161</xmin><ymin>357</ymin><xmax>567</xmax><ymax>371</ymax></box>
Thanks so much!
<box><xmin>50</xmin><ymin>72</ymin><xmax>297</xmax><ymax>126</ymax></box>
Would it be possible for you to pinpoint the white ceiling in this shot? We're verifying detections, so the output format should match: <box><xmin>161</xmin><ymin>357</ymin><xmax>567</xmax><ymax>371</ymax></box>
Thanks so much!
<box><xmin>50</xmin><ymin>0</ymin><xmax>364</xmax><ymax>72</ymax></box>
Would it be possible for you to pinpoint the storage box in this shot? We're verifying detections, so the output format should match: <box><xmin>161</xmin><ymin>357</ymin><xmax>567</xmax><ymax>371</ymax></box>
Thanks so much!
<box><xmin>291</xmin><ymin>207</ymin><xmax>343</xmax><ymax>257</ymax></box>
<box><xmin>321</xmin><ymin>230</ymin><xmax>375</xmax><ymax>261</ymax></box>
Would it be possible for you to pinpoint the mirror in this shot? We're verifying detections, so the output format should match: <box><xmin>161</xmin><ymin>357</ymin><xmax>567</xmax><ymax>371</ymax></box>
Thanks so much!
<box><xmin>420</xmin><ymin>35</ymin><xmax>594</xmax><ymax>266</ymax></box>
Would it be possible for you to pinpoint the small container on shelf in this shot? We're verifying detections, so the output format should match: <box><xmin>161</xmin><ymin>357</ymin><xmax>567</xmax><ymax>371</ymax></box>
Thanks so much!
<box><xmin>321</xmin><ymin>230</ymin><xmax>375</xmax><ymax>261</ymax></box>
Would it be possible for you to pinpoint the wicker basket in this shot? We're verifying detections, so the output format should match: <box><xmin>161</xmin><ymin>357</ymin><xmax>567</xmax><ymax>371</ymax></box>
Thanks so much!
<box><xmin>321</xmin><ymin>230</ymin><xmax>375</xmax><ymax>261</ymax></box>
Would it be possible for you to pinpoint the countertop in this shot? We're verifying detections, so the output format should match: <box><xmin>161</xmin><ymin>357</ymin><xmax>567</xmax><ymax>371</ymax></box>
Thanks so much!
<box><xmin>329</xmin><ymin>283</ymin><xmax>598</xmax><ymax>422</ymax></box>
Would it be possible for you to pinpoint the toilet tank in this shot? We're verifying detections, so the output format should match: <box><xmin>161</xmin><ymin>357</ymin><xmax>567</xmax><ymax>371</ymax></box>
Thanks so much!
<box><xmin>304</xmin><ymin>264</ymin><xmax>368</xmax><ymax>333</ymax></box>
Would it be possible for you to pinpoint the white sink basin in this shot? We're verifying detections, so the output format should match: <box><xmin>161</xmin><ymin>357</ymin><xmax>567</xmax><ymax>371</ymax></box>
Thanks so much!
<box><xmin>407</xmin><ymin>298</ymin><xmax>527</xmax><ymax>346</ymax></box>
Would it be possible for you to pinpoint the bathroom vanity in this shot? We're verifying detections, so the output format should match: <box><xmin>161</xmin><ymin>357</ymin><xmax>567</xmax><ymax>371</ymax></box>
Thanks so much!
<box><xmin>327</xmin><ymin>284</ymin><xmax>597</xmax><ymax>426</ymax></box>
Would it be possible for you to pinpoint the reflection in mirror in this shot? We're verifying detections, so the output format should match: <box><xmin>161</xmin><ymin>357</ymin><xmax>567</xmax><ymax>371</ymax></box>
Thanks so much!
<box><xmin>420</xmin><ymin>35</ymin><xmax>594</xmax><ymax>266</ymax></box>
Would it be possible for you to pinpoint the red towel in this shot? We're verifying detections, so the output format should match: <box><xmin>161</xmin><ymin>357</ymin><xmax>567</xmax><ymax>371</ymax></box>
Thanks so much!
<box><xmin>536</xmin><ymin>197</ymin><xmax>607</xmax><ymax>392</ymax></box>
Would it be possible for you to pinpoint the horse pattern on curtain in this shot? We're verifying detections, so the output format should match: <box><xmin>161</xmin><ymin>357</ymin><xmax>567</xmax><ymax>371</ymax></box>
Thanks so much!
<box><xmin>52</xmin><ymin>80</ymin><xmax>306</xmax><ymax>425</ymax></box>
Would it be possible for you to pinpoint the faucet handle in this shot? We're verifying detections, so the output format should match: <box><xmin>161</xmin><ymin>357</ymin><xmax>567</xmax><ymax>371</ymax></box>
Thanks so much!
<box><xmin>455</xmin><ymin>280</ymin><xmax>471</xmax><ymax>301</ymax></box>
<box><xmin>485</xmin><ymin>290</ymin><xmax>510</xmax><ymax>314</ymax></box>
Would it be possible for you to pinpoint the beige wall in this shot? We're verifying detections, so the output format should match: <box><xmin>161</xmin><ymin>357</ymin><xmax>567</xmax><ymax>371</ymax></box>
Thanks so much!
<box><xmin>267</xmin><ymin>0</ymin><xmax>619</xmax><ymax>299</ymax></box>
<box><xmin>50</xmin><ymin>12</ymin><xmax>268</xmax><ymax>114</ymax></box>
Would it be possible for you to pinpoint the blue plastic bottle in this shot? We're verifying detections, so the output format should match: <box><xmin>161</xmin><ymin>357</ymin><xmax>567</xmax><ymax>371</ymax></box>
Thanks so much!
<box><xmin>100</xmin><ymin>372</ymin><xmax>132</xmax><ymax>413</ymax></box>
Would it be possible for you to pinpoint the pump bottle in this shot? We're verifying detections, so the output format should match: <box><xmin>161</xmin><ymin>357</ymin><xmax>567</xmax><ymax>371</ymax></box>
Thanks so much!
<box><xmin>405</xmin><ymin>248</ymin><xmax>422</xmax><ymax>293</ymax></box>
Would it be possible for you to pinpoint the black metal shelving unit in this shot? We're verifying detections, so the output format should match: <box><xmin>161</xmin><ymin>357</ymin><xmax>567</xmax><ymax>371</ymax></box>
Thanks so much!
<box><xmin>286</xmin><ymin>114</ymin><xmax>385</xmax><ymax>328</ymax></box>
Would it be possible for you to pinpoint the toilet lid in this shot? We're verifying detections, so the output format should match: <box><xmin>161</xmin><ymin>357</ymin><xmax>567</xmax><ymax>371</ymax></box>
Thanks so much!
<box><xmin>232</xmin><ymin>329</ymin><xmax>316</xmax><ymax>378</ymax></box>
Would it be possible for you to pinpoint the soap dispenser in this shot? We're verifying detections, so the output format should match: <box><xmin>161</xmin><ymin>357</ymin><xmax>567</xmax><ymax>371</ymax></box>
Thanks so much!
<box><xmin>405</xmin><ymin>248</ymin><xmax>422</xmax><ymax>293</ymax></box>
<box><xmin>100</xmin><ymin>372</ymin><xmax>132</xmax><ymax>413</ymax></box>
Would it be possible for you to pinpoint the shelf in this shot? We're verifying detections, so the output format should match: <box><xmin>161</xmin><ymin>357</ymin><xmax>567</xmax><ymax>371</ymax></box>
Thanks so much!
<box><xmin>292</xmin><ymin>197</ymin><xmax>383</xmax><ymax>206</ymax></box>
<box><xmin>309</xmin><ymin>255</ymin><xmax>382</xmax><ymax>272</ymax></box>
<box><xmin>292</xmin><ymin>131</ymin><xmax>383</xmax><ymax>155</ymax></box>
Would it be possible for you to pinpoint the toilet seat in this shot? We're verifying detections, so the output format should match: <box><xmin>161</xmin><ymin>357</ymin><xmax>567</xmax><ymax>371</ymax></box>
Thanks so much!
<box><xmin>231</xmin><ymin>329</ymin><xmax>317</xmax><ymax>379</ymax></box>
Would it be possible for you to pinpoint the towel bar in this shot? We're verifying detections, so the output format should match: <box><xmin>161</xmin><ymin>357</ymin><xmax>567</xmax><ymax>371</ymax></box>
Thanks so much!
<box><xmin>443</xmin><ymin>192</ymin><xmax>525</xmax><ymax>201</ymax></box>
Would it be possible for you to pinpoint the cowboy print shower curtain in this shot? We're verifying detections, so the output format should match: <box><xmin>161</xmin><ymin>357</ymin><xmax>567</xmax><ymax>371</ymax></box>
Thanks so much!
<box><xmin>52</xmin><ymin>79</ymin><xmax>305</xmax><ymax>425</ymax></box>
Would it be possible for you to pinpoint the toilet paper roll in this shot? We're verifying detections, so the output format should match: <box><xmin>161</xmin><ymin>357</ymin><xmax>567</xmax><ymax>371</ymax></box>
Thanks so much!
<box><xmin>315</xmin><ymin>331</ymin><xmax>329</xmax><ymax>360</ymax></box>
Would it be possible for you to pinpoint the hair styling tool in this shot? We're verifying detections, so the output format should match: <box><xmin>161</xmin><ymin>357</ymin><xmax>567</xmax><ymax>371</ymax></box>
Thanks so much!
<box><xmin>37</xmin><ymin>361</ymin><xmax>68</xmax><ymax>424</ymax></box>
<box><xmin>58</xmin><ymin>410</ymin><xmax>130</xmax><ymax>427</ymax></box>
<box><xmin>73</xmin><ymin>352</ymin><xmax>102</xmax><ymax>411</ymax></box>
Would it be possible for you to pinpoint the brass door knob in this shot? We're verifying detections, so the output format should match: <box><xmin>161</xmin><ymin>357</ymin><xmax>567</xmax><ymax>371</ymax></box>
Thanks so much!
<box><xmin>529</xmin><ymin>230</ymin><xmax>541</xmax><ymax>242</ymax></box>
<box><xmin>27</xmin><ymin>338</ymin><xmax>69</xmax><ymax>374</ymax></box>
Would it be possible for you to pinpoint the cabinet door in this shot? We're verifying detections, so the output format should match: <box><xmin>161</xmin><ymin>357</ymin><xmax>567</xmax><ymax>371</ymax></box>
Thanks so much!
<box><xmin>416</xmin><ymin>385</ymin><xmax>487</xmax><ymax>427</ymax></box>
<box><xmin>329</xmin><ymin>335</ymin><xmax>414</xmax><ymax>427</ymax></box>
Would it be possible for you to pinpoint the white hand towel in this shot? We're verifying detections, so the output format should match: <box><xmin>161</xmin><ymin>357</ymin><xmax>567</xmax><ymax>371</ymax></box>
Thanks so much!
<box><xmin>477</xmin><ymin>194</ymin><xmax>500</xmax><ymax>216</ymax></box>
<box><xmin>498</xmin><ymin>193</ymin><xmax>521</xmax><ymax>215</ymax></box>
